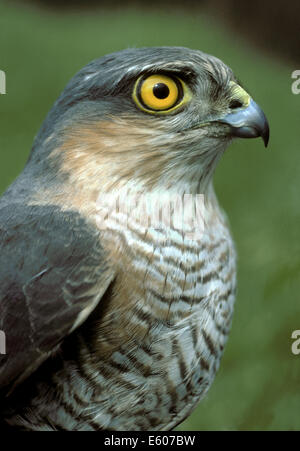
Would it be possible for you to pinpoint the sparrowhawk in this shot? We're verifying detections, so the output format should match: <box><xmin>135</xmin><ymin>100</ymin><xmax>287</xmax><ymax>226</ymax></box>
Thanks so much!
<box><xmin>0</xmin><ymin>47</ymin><xmax>269</xmax><ymax>431</ymax></box>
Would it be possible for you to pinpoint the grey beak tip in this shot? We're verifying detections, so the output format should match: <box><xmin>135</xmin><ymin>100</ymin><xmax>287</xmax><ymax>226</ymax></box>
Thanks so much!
<box><xmin>262</xmin><ymin>119</ymin><xmax>270</xmax><ymax>148</ymax></box>
<box><xmin>263</xmin><ymin>133</ymin><xmax>269</xmax><ymax>148</ymax></box>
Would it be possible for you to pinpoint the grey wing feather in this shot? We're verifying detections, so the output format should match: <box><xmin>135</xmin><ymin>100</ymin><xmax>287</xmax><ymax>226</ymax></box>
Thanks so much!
<box><xmin>0</xmin><ymin>203</ymin><xmax>114</xmax><ymax>396</ymax></box>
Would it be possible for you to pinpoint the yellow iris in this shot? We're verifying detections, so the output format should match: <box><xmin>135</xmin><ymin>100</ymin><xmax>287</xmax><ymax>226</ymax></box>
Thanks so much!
<box><xmin>133</xmin><ymin>74</ymin><xmax>191</xmax><ymax>114</ymax></box>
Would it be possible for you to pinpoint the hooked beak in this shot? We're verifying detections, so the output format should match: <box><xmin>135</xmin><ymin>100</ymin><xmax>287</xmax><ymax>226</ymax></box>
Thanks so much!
<box><xmin>218</xmin><ymin>92</ymin><xmax>270</xmax><ymax>147</ymax></box>
<box><xmin>219</xmin><ymin>98</ymin><xmax>270</xmax><ymax>147</ymax></box>
<box><xmin>214</xmin><ymin>82</ymin><xmax>269</xmax><ymax>147</ymax></box>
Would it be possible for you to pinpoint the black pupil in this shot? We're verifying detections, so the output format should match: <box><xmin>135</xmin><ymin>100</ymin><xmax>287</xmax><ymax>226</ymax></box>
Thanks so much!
<box><xmin>153</xmin><ymin>83</ymin><xmax>170</xmax><ymax>99</ymax></box>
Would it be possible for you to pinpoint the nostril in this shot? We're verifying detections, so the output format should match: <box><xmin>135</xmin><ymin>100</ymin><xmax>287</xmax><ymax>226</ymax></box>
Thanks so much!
<box><xmin>229</xmin><ymin>99</ymin><xmax>243</xmax><ymax>109</ymax></box>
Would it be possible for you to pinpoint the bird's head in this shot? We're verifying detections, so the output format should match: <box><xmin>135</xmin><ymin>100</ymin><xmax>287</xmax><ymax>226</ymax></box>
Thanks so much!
<box><xmin>29</xmin><ymin>47</ymin><xmax>269</xmax><ymax>201</ymax></box>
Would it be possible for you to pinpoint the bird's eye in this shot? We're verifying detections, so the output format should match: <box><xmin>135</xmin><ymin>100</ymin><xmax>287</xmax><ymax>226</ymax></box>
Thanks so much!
<box><xmin>133</xmin><ymin>74</ymin><xmax>191</xmax><ymax>114</ymax></box>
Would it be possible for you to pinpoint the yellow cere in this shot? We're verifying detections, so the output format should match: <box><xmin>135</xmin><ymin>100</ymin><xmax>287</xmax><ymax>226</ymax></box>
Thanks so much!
<box><xmin>229</xmin><ymin>81</ymin><xmax>251</xmax><ymax>108</ymax></box>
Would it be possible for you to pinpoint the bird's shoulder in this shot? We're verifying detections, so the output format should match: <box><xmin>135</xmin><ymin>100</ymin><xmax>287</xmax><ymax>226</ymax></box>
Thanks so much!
<box><xmin>0</xmin><ymin>202</ymin><xmax>114</xmax><ymax>396</ymax></box>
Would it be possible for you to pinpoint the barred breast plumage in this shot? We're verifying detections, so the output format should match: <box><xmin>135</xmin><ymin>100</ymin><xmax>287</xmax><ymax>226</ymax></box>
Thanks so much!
<box><xmin>89</xmin><ymin>189</ymin><xmax>236</xmax><ymax>430</ymax></box>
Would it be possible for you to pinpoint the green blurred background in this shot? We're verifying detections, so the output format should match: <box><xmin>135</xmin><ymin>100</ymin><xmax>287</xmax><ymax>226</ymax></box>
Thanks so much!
<box><xmin>0</xmin><ymin>0</ymin><xmax>299</xmax><ymax>431</ymax></box>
